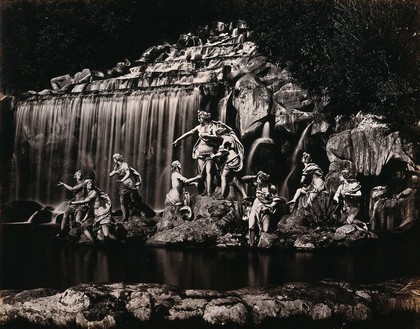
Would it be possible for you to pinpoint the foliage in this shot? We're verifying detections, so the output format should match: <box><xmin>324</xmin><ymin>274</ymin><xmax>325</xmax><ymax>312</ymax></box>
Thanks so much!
<box><xmin>240</xmin><ymin>0</ymin><xmax>419</xmax><ymax>137</ymax></box>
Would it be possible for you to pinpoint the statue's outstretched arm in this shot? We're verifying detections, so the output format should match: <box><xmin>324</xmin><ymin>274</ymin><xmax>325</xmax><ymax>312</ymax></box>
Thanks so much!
<box><xmin>57</xmin><ymin>181</ymin><xmax>72</xmax><ymax>191</ymax></box>
<box><xmin>216</xmin><ymin>121</ymin><xmax>232</xmax><ymax>131</ymax></box>
<box><xmin>185</xmin><ymin>174</ymin><xmax>201</xmax><ymax>185</ymax></box>
<box><xmin>242</xmin><ymin>175</ymin><xmax>257</xmax><ymax>183</ymax></box>
<box><xmin>70</xmin><ymin>191</ymin><xmax>97</xmax><ymax>205</ymax></box>
<box><xmin>58</xmin><ymin>181</ymin><xmax>84</xmax><ymax>192</ymax></box>
<box><xmin>173</xmin><ymin>126</ymin><xmax>197</xmax><ymax>146</ymax></box>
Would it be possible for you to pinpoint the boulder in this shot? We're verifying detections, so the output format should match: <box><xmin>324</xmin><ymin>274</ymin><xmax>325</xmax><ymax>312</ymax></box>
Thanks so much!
<box><xmin>369</xmin><ymin>187</ymin><xmax>418</xmax><ymax>232</ymax></box>
<box><xmin>122</xmin><ymin>215</ymin><xmax>157</xmax><ymax>241</ymax></box>
<box><xmin>146</xmin><ymin>196</ymin><xmax>246</xmax><ymax>247</ymax></box>
<box><xmin>326</xmin><ymin>114</ymin><xmax>415</xmax><ymax>176</ymax></box>
<box><xmin>273</xmin><ymin>82</ymin><xmax>312</xmax><ymax>111</ymax></box>
<box><xmin>227</xmin><ymin>56</ymin><xmax>270</xmax><ymax>81</ymax></box>
<box><xmin>276</xmin><ymin>208</ymin><xmax>377</xmax><ymax>250</ymax></box>
<box><xmin>274</xmin><ymin>106</ymin><xmax>314</xmax><ymax>133</ymax></box>
<box><xmin>146</xmin><ymin>218</ymin><xmax>222</xmax><ymax>247</ymax></box>
<box><xmin>203</xmin><ymin>297</ymin><xmax>249</xmax><ymax>326</ymax></box>
<box><xmin>232</xmin><ymin>74</ymin><xmax>272</xmax><ymax>137</ymax></box>
<box><xmin>258</xmin><ymin>65</ymin><xmax>292</xmax><ymax>93</ymax></box>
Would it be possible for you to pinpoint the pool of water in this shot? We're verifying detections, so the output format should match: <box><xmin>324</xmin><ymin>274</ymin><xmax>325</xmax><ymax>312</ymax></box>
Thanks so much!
<box><xmin>1</xmin><ymin>223</ymin><xmax>420</xmax><ymax>291</ymax></box>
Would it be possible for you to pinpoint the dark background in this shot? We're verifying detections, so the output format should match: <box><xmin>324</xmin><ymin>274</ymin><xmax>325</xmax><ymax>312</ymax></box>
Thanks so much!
<box><xmin>0</xmin><ymin>0</ymin><xmax>241</xmax><ymax>94</ymax></box>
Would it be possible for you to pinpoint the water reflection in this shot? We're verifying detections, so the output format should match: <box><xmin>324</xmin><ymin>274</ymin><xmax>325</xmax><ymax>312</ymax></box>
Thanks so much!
<box><xmin>1</xmin><ymin>224</ymin><xmax>420</xmax><ymax>291</ymax></box>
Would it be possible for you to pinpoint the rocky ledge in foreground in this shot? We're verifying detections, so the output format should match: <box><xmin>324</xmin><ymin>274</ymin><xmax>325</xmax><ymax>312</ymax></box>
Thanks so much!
<box><xmin>1</xmin><ymin>277</ymin><xmax>420</xmax><ymax>329</ymax></box>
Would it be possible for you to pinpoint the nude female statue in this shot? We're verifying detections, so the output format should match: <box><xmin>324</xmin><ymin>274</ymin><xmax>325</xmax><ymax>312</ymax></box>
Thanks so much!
<box><xmin>165</xmin><ymin>160</ymin><xmax>200</xmax><ymax>206</ymax></box>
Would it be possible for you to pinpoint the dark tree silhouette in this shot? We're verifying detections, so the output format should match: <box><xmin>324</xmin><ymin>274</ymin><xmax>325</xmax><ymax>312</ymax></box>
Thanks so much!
<box><xmin>241</xmin><ymin>0</ymin><xmax>419</xmax><ymax>137</ymax></box>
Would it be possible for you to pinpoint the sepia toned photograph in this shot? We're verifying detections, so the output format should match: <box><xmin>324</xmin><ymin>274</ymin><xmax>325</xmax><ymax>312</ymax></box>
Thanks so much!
<box><xmin>0</xmin><ymin>0</ymin><xmax>419</xmax><ymax>328</ymax></box>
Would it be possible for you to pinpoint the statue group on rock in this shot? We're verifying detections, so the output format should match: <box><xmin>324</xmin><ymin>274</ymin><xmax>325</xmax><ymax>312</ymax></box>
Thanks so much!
<box><xmin>56</xmin><ymin>171</ymin><xmax>118</xmax><ymax>242</ymax></box>
<box><xmin>172</xmin><ymin>110</ymin><xmax>245</xmax><ymax>199</ymax></box>
<box><xmin>56</xmin><ymin>153</ymin><xmax>154</xmax><ymax>243</ymax></box>
<box><xmin>55</xmin><ymin>110</ymin><xmax>374</xmax><ymax>246</ymax></box>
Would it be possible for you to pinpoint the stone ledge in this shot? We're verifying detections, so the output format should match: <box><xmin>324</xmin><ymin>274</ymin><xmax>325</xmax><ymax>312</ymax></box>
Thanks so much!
<box><xmin>1</xmin><ymin>277</ymin><xmax>420</xmax><ymax>328</ymax></box>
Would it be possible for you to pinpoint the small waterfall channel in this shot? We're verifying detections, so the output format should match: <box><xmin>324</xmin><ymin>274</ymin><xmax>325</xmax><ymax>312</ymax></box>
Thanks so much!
<box><xmin>12</xmin><ymin>89</ymin><xmax>200</xmax><ymax>209</ymax></box>
<box><xmin>279</xmin><ymin>122</ymin><xmax>313</xmax><ymax>199</ymax></box>
<box><xmin>246</xmin><ymin>121</ymin><xmax>274</xmax><ymax>172</ymax></box>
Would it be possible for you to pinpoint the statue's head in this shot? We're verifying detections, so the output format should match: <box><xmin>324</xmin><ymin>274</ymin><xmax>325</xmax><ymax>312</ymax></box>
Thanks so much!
<box><xmin>171</xmin><ymin>160</ymin><xmax>182</xmax><ymax>171</ymax></box>
<box><xmin>216</xmin><ymin>125</ymin><xmax>230</xmax><ymax>136</ymax></box>
<box><xmin>256</xmin><ymin>171</ymin><xmax>270</xmax><ymax>183</ymax></box>
<box><xmin>269</xmin><ymin>184</ymin><xmax>278</xmax><ymax>195</ymax></box>
<box><xmin>85</xmin><ymin>179</ymin><xmax>95</xmax><ymax>190</ymax></box>
<box><xmin>198</xmin><ymin>111</ymin><xmax>211</xmax><ymax>122</ymax></box>
<box><xmin>340</xmin><ymin>169</ymin><xmax>353</xmax><ymax>181</ymax></box>
<box><xmin>112</xmin><ymin>153</ymin><xmax>124</xmax><ymax>163</ymax></box>
<box><xmin>304</xmin><ymin>163</ymin><xmax>323</xmax><ymax>178</ymax></box>
<box><xmin>74</xmin><ymin>170</ymin><xmax>83</xmax><ymax>180</ymax></box>
<box><xmin>302</xmin><ymin>152</ymin><xmax>312</xmax><ymax>163</ymax></box>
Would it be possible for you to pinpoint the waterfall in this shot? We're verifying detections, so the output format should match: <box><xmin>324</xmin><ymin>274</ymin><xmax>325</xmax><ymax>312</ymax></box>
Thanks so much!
<box><xmin>10</xmin><ymin>22</ymin><xmax>258</xmax><ymax>210</ymax></box>
<box><xmin>12</xmin><ymin>88</ymin><xmax>201</xmax><ymax>209</ymax></box>
<box><xmin>246</xmin><ymin>121</ymin><xmax>274</xmax><ymax>173</ymax></box>
<box><xmin>279</xmin><ymin>122</ymin><xmax>313</xmax><ymax>199</ymax></box>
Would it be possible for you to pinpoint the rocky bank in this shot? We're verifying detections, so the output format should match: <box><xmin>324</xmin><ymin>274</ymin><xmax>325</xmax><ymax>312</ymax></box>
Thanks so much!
<box><xmin>1</xmin><ymin>277</ymin><xmax>420</xmax><ymax>329</ymax></box>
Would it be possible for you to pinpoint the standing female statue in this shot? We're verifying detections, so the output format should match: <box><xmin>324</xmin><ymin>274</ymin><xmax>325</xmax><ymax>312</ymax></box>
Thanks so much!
<box><xmin>109</xmin><ymin>153</ymin><xmax>143</xmax><ymax>221</ymax></box>
<box><xmin>242</xmin><ymin>171</ymin><xmax>281</xmax><ymax>246</ymax></box>
<box><xmin>173</xmin><ymin>111</ymin><xmax>220</xmax><ymax>196</ymax></box>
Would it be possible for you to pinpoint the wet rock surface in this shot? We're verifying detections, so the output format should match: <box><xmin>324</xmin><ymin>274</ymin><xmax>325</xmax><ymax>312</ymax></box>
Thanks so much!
<box><xmin>326</xmin><ymin>114</ymin><xmax>415</xmax><ymax>176</ymax></box>
<box><xmin>146</xmin><ymin>196</ymin><xmax>246</xmax><ymax>247</ymax></box>
<box><xmin>1</xmin><ymin>277</ymin><xmax>420</xmax><ymax>328</ymax></box>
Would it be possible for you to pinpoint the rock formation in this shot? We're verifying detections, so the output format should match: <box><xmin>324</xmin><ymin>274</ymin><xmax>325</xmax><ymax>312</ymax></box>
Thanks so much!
<box><xmin>1</xmin><ymin>277</ymin><xmax>420</xmax><ymax>328</ymax></box>
<box><xmin>326</xmin><ymin>113</ymin><xmax>415</xmax><ymax>176</ymax></box>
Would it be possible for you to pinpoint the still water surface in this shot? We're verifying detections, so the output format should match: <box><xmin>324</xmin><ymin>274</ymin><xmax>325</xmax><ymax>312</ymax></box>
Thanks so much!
<box><xmin>1</xmin><ymin>223</ymin><xmax>419</xmax><ymax>291</ymax></box>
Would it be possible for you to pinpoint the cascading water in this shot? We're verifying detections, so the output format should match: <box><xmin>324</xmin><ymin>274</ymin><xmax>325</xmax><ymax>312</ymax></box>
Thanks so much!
<box><xmin>279</xmin><ymin>122</ymin><xmax>313</xmax><ymax>199</ymax></box>
<box><xmin>12</xmin><ymin>88</ymin><xmax>201</xmax><ymax>209</ymax></box>
<box><xmin>246</xmin><ymin>121</ymin><xmax>274</xmax><ymax>172</ymax></box>
<box><xmin>10</xmin><ymin>21</ymin><xmax>256</xmax><ymax>211</ymax></box>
